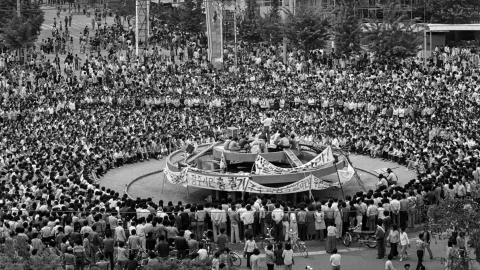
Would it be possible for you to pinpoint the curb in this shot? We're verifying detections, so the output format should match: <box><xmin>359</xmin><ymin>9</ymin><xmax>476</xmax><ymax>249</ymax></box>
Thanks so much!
<box><xmin>124</xmin><ymin>170</ymin><xmax>163</xmax><ymax>199</ymax></box>
<box><xmin>354</xmin><ymin>166</ymin><xmax>380</xmax><ymax>177</ymax></box>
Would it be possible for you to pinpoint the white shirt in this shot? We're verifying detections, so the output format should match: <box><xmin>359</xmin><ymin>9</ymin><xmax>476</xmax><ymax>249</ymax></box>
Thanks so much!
<box><xmin>385</xmin><ymin>260</ymin><xmax>396</xmax><ymax>270</ymax></box>
<box><xmin>330</xmin><ymin>253</ymin><xmax>341</xmax><ymax>266</ymax></box>
<box><xmin>400</xmin><ymin>232</ymin><xmax>410</xmax><ymax>245</ymax></box>
<box><xmin>262</xmin><ymin>117</ymin><xmax>273</xmax><ymax>127</ymax></box>
<box><xmin>197</xmin><ymin>249</ymin><xmax>208</xmax><ymax>260</ymax></box>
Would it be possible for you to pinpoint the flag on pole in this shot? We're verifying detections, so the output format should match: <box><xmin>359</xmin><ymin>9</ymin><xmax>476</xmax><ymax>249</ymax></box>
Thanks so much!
<box><xmin>220</xmin><ymin>151</ymin><xmax>227</xmax><ymax>169</ymax></box>
<box><xmin>337</xmin><ymin>160</ymin><xmax>355</xmax><ymax>184</ymax></box>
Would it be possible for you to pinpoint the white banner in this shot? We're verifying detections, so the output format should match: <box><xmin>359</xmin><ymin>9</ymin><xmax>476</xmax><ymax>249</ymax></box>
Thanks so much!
<box><xmin>298</xmin><ymin>146</ymin><xmax>334</xmax><ymax>169</ymax></box>
<box><xmin>255</xmin><ymin>146</ymin><xmax>334</xmax><ymax>175</ymax></box>
<box><xmin>186</xmin><ymin>172</ymin><xmax>249</xmax><ymax>192</ymax></box>
<box><xmin>163</xmin><ymin>167</ymin><xmax>188</xmax><ymax>186</ymax></box>
<box><xmin>245</xmin><ymin>174</ymin><xmax>338</xmax><ymax>194</ymax></box>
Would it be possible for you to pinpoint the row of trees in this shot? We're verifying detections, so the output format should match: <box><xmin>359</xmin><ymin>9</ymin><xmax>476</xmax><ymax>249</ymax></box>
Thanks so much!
<box><xmin>149</xmin><ymin>0</ymin><xmax>479</xmax><ymax>60</ymax></box>
<box><xmin>150</xmin><ymin>0</ymin><xmax>424</xmax><ymax>60</ymax></box>
<box><xmin>236</xmin><ymin>0</ymin><xmax>422</xmax><ymax>59</ymax></box>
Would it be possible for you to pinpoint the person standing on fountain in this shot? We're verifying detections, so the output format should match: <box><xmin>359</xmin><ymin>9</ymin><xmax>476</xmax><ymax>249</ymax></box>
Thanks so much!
<box><xmin>262</xmin><ymin>113</ymin><xmax>274</xmax><ymax>144</ymax></box>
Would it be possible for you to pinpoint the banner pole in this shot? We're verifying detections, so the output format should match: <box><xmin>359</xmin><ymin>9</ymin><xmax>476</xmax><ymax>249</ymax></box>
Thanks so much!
<box><xmin>173</xmin><ymin>184</ymin><xmax>182</xmax><ymax>201</ymax></box>
<box><xmin>309</xmin><ymin>174</ymin><xmax>314</xmax><ymax>201</ymax></box>
<box><xmin>242</xmin><ymin>176</ymin><xmax>251</xmax><ymax>201</ymax></box>
<box><xmin>334</xmin><ymin>163</ymin><xmax>346</xmax><ymax>201</ymax></box>
<box><xmin>161</xmin><ymin>171</ymin><xmax>166</xmax><ymax>194</ymax></box>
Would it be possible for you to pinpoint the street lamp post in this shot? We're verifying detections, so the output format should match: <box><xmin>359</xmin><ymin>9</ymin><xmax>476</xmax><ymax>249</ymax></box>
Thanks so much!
<box><xmin>234</xmin><ymin>0</ymin><xmax>237</xmax><ymax>68</ymax></box>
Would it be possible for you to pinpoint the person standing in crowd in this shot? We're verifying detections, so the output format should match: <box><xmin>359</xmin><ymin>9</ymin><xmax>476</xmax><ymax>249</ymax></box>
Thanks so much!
<box><xmin>385</xmin><ymin>254</ymin><xmax>397</xmax><ymax>270</ymax></box>
<box><xmin>262</xmin><ymin>113</ymin><xmax>274</xmax><ymax>143</ymax></box>
<box><xmin>244</xmin><ymin>235</ymin><xmax>257</xmax><ymax>269</ymax></box>
<box><xmin>274</xmin><ymin>242</ymin><xmax>285</xmax><ymax>270</ymax></box>
<box><xmin>282</xmin><ymin>243</ymin><xmax>294</xmax><ymax>270</ymax></box>
<box><xmin>326</xmin><ymin>224</ymin><xmax>337</xmax><ymax>253</ymax></box>
<box><xmin>314</xmin><ymin>205</ymin><xmax>326</xmax><ymax>241</ymax></box>
<box><xmin>329</xmin><ymin>248</ymin><xmax>341</xmax><ymax>270</ymax></box>
<box><xmin>399</xmin><ymin>227</ymin><xmax>410</xmax><ymax>262</ymax></box>
<box><xmin>264</xmin><ymin>244</ymin><xmax>275</xmax><ymax>270</ymax></box>
<box><xmin>375</xmin><ymin>220</ymin><xmax>386</xmax><ymax>259</ymax></box>
<box><xmin>250</xmin><ymin>248</ymin><xmax>261</xmax><ymax>270</ymax></box>
<box><xmin>229</xmin><ymin>205</ymin><xmax>241</xmax><ymax>244</ymax></box>
<box><xmin>422</xmin><ymin>227</ymin><xmax>433</xmax><ymax>260</ymax></box>
<box><xmin>388</xmin><ymin>225</ymin><xmax>400</xmax><ymax>258</ymax></box>
<box><xmin>415</xmin><ymin>233</ymin><xmax>426</xmax><ymax>270</ymax></box>
<box><xmin>272</xmin><ymin>203</ymin><xmax>284</xmax><ymax>242</ymax></box>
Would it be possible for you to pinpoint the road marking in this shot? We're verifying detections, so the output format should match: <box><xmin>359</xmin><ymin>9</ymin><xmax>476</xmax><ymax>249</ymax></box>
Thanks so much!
<box><xmin>257</xmin><ymin>247</ymin><xmax>365</xmax><ymax>258</ymax></box>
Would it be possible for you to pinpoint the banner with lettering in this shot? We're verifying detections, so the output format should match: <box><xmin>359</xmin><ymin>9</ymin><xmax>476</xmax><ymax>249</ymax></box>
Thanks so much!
<box><xmin>163</xmin><ymin>167</ymin><xmax>188</xmax><ymax>186</ymax></box>
<box><xmin>255</xmin><ymin>146</ymin><xmax>334</xmax><ymax>175</ymax></box>
<box><xmin>186</xmin><ymin>171</ymin><xmax>249</xmax><ymax>192</ymax></box>
<box><xmin>244</xmin><ymin>174</ymin><xmax>338</xmax><ymax>194</ymax></box>
<box><xmin>244</xmin><ymin>175</ymin><xmax>312</xmax><ymax>194</ymax></box>
<box><xmin>299</xmin><ymin>146</ymin><xmax>334</xmax><ymax>169</ymax></box>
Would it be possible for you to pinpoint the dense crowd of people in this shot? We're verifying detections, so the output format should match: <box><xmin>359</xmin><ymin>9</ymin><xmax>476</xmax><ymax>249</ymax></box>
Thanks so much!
<box><xmin>0</xmin><ymin>5</ymin><xmax>479</xmax><ymax>270</ymax></box>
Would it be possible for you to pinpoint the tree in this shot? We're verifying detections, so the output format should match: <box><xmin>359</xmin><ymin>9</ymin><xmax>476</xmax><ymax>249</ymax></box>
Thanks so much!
<box><xmin>178</xmin><ymin>0</ymin><xmax>205</xmax><ymax>33</ymax></box>
<box><xmin>331</xmin><ymin>0</ymin><xmax>363</xmax><ymax>56</ymax></box>
<box><xmin>0</xmin><ymin>237</ymin><xmax>62</xmax><ymax>270</ymax></box>
<box><xmin>362</xmin><ymin>0</ymin><xmax>422</xmax><ymax>61</ymax></box>
<box><xmin>283</xmin><ymin>4</ymin><xmax>330</xmax><ymax>51</ymax></box>
<box><xmin>0</xmin><ymin>0</ymin><xmax>44</xmax><ymax>40</ymax></box>
<box><xmin>3</xmin><ymin>17</ymin><xmax>36</xmax><ymax>50</ymax></box>
<box><xmin>237</xmin><ymin>0</ymin><xmax>263</xmax><ymax>43</ymax></box>
<box><xmin>424</xmin><ymin>0</ymin><xmax>480</xmax><ymax>24</ymax></box>
<box><xmin>428</xmin><ymin>194</ymin><xmax>480</xmax><ymax>270</ymax></box>
<box><xmin>259</xmin><ymin>0</ymin><xmax>283</xmax><ymax>45</ymax></box>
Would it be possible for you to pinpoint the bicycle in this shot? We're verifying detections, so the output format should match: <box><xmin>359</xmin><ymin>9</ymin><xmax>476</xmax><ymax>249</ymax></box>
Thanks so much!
<box><xmin>135</xmin><ymin>249</ymin><xmax>150</xmax><ymax>270</ymax></box>
<box><xmin>342</xmin><ymin>226</ymin><xmax>377</xmax><ymax>248</ymax></box>
<box><xmin>288</xmin><ymin>230</ymin><xmax>308</xmax><ymax>258</ymax></box>
<box><xmin>228</xmin><ymin>250</ymin><xmax>242</xmax><ymax>268</ymax></box>
<box><xmin>261</xmin><ymin>227</ymin><xmax>277</xmax><ymax>249</ymax></box>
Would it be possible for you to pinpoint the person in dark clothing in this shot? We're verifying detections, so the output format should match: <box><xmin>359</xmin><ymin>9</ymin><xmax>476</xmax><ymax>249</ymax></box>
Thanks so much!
<box><xmin>156</xmin><ymin>235</ymin><xmax>170</xmax><ymax>258</ymax></box>
<box><xmin>126</xmin><ymin>253</ymin><xmax>139</xmax><ymax>270</ymax></box>
<box><xmin>273</xmin><ymin>242</ymin><xmax>284</xmax><ymax>269</ymax></box>
<box><xmin>102</xmin><ymin>232</ymin><xmax>115</xmax><ymax>269</ymax></box>
<box><xmin>375</xmin><ymin>220</ymin><xmax>386</xmax><ymax>259</ymax></box>
<box><xmin>145</xmin><ymin>232</ymin><xmax>156</xmax><ymax>252</ymax></box>
<box><xmin>174</xmin><ymin>230</ymin><xmax>189</xmax><ymax>259</ymax></box>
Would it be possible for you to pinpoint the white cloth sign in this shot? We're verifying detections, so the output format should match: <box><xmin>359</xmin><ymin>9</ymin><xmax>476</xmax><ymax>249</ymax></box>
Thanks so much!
<box><xmin>163</xmin><ymin>167</ymin><xmax>188</xmax><ymax>186</ymax></box>
<box><xmin>255</xmin><ymin>146</ymin><xmax>334</xmax><ymax>175</ymax></box>
<box><xmin>186</xmin><ymin>171</ymin><xmax>248</xmax><ymax>191</ymax></box>
<box><xmin>244</xmin><ymin>174</ymin><xmax>338</xmax><ymax>194</ymax></box>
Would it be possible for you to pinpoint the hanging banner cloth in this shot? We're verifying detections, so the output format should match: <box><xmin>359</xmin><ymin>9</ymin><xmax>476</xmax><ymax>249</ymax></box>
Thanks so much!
<box><xmin>255</xmin><ymin>146</ymin><xmax>334</xmax><ymax>175</ymax></box>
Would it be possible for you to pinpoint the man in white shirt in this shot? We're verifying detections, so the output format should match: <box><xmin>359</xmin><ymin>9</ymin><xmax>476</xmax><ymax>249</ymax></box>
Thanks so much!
<box><xmin>240</xmin><ymin>205</ymin><xmax>255</xmax><ymax>228</ymax></box>
<box><xmin>386</xmin><ymin>169</ymin><xmax>398</xmax><ymax>185</ymax></box>
<box><xmin>271</xmin><ymin>203</ymin><xmax>284</xmax><ymax>241</ymax></box>
<box><xmin>262</xmin><ymin>113</ymin><xmax>274</xmax><ymax>142</ymax></box>
<box><xmin>197</xmin><ymin>243</ymin><xmax>208</xmax><ymax>260</ymax></box>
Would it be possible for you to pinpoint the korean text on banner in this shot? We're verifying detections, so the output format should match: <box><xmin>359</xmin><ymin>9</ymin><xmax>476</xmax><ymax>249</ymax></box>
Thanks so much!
<box><xmin>186</xmin><ymin>171</ymin><xmax>249</xmax><ymax>192</ymax></box>
<box><xmin>245</xmin><ymin>175</ymin><xmax>312</xmax><ymax>194</ymax></box>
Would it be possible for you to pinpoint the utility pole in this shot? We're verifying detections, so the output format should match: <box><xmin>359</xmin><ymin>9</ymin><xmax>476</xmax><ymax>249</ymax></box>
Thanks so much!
<box><xmin>17</xmin><ymin>0</ymin><xmax>23</xmax><ymax>65</ymax></box>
